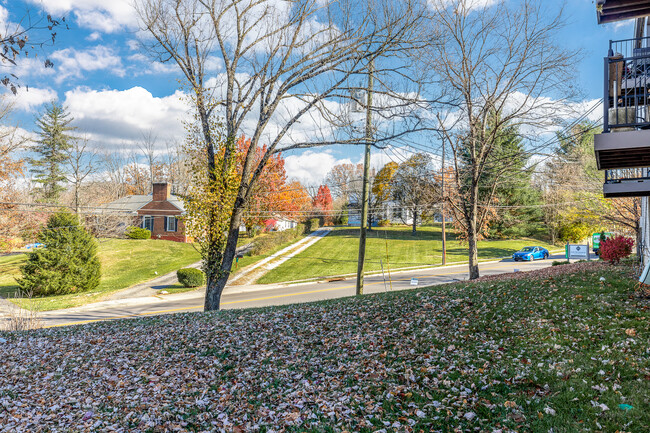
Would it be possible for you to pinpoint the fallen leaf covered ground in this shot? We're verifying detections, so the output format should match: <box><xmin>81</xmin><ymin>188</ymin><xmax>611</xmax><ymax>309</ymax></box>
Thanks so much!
<box><xmin>0</xmin><ymin>261</ymin><xmax>648</xmax><ymax>432</ymax></box>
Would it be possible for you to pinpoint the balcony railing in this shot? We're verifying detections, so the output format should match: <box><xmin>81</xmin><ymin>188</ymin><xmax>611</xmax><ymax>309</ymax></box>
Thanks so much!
<box><xmin>603</xmin><ymin>36</ymin><xmax>650</xmax><ymax>132</ymax></box>
<box><xmin>603</xmin><ymin>167</ymin><xmax>650</xmax><ymax>198</ymax></box>
<box><xmin>605</xmin><ymin>167</ymin><xmax>650</xmax><ymax>183</ymax></box>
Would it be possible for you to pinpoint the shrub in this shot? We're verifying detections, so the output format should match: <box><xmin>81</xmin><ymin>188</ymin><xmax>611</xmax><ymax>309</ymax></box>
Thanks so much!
<box><xmin>177</xmin><ymin>268</ymin><xmax>205</xmax><ymax>287</ymax></box>
<box><xmin>378</xmin><ymin>219</ymin><xmax>391</xmax><ymax>227</ymax></box>
<box><xmin>558</xmin><ymin>222</ymin><xmax>595</xmax><ymax>243</ymax></box>
<box><xmin>125</xmin><ymin>226</ymin><xmax>151</xmax><ymax>239</ymax></box>
<box><xmin>338</xmin><ymin>212</ymin><xmax>349</xmax><ymax>226</ymax></box>
<box><xmin>18</xmin><ymin>211</ymin><xmax>101</xmax><ymax>296</ymax></box>
<box><xmin>308</xmin><ymin>218</ymin><xmax>320</xmax><ymax>232</ymax></box>
<box><xmin>249</xmin><ymin>226</ymin><xmax>305</xmax><ymax>256</ymax></box>
<box><xmin>552</xmin><ymin>260</ymin><xmax>570</xmax><ymax>266</ymax></box>
<box><xmin>599</xmin><ymin>235</ymin><xmax>634</xmax><ymax>264</ymax></box>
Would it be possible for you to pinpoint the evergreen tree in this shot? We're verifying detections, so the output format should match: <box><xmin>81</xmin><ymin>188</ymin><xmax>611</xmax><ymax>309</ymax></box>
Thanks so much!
<box><xmin>29</xmin><ymin>102</ymin><xmax>75</xmax><ymax>203</ymax></box>
<box><xmin>19</xmin><ymin>211</ymin><xmax>101</xmax><ymax>296</ymax></box>
<box><xmin>458</xmin><ymin>114</ymin><xmax>543</xmax><ymax>239</ymax></box>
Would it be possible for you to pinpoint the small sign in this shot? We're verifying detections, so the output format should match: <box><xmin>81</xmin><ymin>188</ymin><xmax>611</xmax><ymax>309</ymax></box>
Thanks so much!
<box><xmin>567</xmin><ymin>244</ymin><xmax>588</xmax><ymax>260</ymax></box>
<box><xmin>410</xmin><ymin>278</ymin><xmax>419</xmax><ymax>286</ymax></box>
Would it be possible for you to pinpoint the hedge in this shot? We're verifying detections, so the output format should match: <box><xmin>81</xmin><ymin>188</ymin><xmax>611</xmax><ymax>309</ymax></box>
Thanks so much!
<box><xmin>125</xmin><ymin>226</ymin><xmax>151</xmax><ymax>240</ymax></box>
<box><xmin>177</xmin><ymin>268</ymin><xmax>205</xmax><ymax>287</ymax></box>
<box><xmin>248</xmin><ymin>224</ymin><xmax>306</xmax><ymax>256</ymax></box>
<box><xmin>308</xmin><ymin>218</ymin><xmax>320</xmax><ymax>232</ymax></box>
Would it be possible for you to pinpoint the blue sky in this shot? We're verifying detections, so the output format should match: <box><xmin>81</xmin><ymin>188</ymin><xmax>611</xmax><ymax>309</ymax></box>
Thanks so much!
<box><xmin>0</xmin><ymin>0</ymin><xmax>634</xmax><ymax>185</ymax></box>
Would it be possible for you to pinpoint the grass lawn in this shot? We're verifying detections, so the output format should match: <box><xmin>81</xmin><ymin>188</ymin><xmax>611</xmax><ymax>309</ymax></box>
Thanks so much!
<box><xmin>0</xmin><ymin>261</ymin><xmax>646</xmax><ymax>431</ymax></box>
<box><xmin>1</xmin><ymin>239</ymin><xmax>201</xmax><ymax>311</ymax></box>
<box><xmin>0</xmin><ymin>254</ymin><xmax>26</xmax><ymax>298</ymax></box>
<box><xmin>258</xmin><ymin>225</ymin><xmax>557</xmax><ymax>284</ymax></box>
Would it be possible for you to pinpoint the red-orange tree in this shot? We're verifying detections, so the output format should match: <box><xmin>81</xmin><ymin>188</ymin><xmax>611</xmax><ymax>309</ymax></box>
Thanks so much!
<box><xmin>312</xmin><ymin>185</ymin><xmax>333</xmax><ymax>223</ymax></box>
<box><xmin>237</xmin><ymin>137</ymin><xmax>288</xmax><ymax>232</ymax></box>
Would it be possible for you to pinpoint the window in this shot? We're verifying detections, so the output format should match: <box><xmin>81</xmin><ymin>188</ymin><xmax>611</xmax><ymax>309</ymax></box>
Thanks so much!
<box><xmin>141</xmin><ymin>216</ymin><xmax>153</xmax><ymax>231</ymax></box>
<box><xmin>165</xmin><ymin>216</ymin><xmax>178</xmax><ymax>232</ymax></box>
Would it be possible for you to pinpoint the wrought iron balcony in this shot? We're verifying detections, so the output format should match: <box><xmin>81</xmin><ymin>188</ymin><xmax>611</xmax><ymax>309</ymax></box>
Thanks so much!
<box><xmin>603</xmin><ymin>167</ymin><xmax>650</xmax><ymax>197</ymax></box>
<box><xmin>602</xmin><ymin>36</ymin><xmax>650</xmax><ymax>132</ymax></box>
<box><xmin>595</xmin><ymin>36</ymin><xmax>650</xmax><ymax>171</ymax></box>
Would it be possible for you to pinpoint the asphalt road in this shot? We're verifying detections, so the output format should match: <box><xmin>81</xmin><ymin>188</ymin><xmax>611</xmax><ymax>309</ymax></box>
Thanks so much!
<box><xmin>39</xmin><ymin>253</ymin><xmax>567</xmax><ymax>328</ymax></box>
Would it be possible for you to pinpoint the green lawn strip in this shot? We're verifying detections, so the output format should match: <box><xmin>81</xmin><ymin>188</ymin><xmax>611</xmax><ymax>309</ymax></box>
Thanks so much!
<box><xmin>4</xmin><ymin>261</ymin><xmax>646</xmax><ymax>431</ymax></box>
<box><xmin>7</xmin><ymin>239</ymin><xmax>201</xmax><ymax>311</ymax></box>
<box><xmin>258</xmin><ymin>225</ymin><xmax>556</xmax><ymax>284</ymax></box>
<box><xmin>156</xmin><ymin>283</ymin><xmax>200</xmax><ymax>294</ymax></box>
<box><xmin>0</xmin><ymin>254</ymin><xmax>26</xmax><ymax>298</ymax></box>
<box><xmin>228</xmin><ymin>233</ymin><xmax>313</xmax><ymax>278</ymax></box>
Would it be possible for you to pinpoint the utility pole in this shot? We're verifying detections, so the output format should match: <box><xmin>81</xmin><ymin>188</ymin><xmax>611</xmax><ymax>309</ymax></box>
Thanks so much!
<box><xmin>441</xmin><ymin>138</ymin><xmax>447</xmax><ymax>266</ymax></box>
<box><xmin>356</xmin><ymin>60</ymin><xmax>373</xmax><ymax>295</ymax></box>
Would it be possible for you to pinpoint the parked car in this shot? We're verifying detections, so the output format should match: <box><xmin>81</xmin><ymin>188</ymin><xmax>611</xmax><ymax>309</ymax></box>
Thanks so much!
<box><xmin>512</xmin><ymin>246</ymin><xmax>549</xmax><ymax>261</ymax></box>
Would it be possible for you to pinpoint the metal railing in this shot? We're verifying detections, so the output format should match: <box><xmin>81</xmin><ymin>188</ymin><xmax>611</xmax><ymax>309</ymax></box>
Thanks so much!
<box><xmin>605</xmin><ymin>167</ymin><xmax>650</xmax><ymax>183</ymax></box>
<box><xmin>604</xmin><ymin>37</ymin><xmax>650</xmax><ymax>132</ymax></box>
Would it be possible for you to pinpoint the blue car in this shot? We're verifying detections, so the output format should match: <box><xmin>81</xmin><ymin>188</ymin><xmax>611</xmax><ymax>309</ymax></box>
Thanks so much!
<box><xmin>512</xmin><ymin>246</ymin><xmax>549</xmax><ymax>261</ymax></box>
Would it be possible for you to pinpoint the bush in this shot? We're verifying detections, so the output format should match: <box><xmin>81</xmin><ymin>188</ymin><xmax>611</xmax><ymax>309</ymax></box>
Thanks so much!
<box><xmin>125</xmin><ymin>226</ymin><xmax>151</xmax><ymax>239</ymax></box>
<box><xmin>558</xmin><ymin>222</ymin><xmax>595</xmax><ymax>243</ymax></box>
<box><xmin>378</xmin><ymin>219</ymin><xmax>391</xmax><ymax>227</ymax></box>
<box><xmin>177</xmin><ymin>268</ymin><xmax>205</xmax><ymax>287</ymax></box>
<box><xmin>552</xmin><ymin>260</ymin><xmax>570</xmax><ymax>266</ymax></box>
<box><xmin>308</xmin><ymin>218</ymin><xmax>320</xmax><ymax>232</ymax></box>
<box><xmin>599</xmin><ymin>235</ymin><xmax>634</xmax><ymax>264</ymax></box>
<box><xmin>18</xmin><ymin>211</ymin><xmax>101</xmax><ymax>296</ymax></box>
<box><xmin>249</xmin><ymin>226</ymin><xmax>305</xmax><ymax>256</ymax></box>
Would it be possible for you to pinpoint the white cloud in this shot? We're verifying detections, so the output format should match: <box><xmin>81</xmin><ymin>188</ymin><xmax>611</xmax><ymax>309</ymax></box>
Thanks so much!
<box><xmin>9</xmin><ymin>87</ymin><xmax>58</xmax><ymax>112</ymax></box>
<box><xmin>284</xmin><ymin>151</ymin><xmax>353</xmax><ymax>186</ymax></box>
<box><xmin>51</xmin><ymin>46</ymin><xmax>124</xmax><ymax>82</ymax></box>
<box><xmin>127</xmin><ymin>53</ymin><xmax>179</xmax><ymax>75</ymax></box>
<box><xmin>63</xmin><ymin>86</ymin><xmax>190</xmax><ymax>150</ymax></box>
<box><xmin>25</xmin><ymin>0</ymin><xmax>138</xmax><ymax>33</ymax></box>
<box><xmin>86</xmin><ymin>31</ymin><xmax>102</xmax><ymax>41</ymax></box>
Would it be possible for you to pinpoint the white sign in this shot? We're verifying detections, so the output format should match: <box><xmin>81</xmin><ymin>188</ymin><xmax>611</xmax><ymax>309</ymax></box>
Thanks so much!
<box><xmin>568</xmin><ymin>244</ymin><xmax>588</xmax><ymax>259</ymax></box>
<box><xmin>410</xmin><ymin>278</ymin><xmax>419</xmax><ymax>286</ymax></box>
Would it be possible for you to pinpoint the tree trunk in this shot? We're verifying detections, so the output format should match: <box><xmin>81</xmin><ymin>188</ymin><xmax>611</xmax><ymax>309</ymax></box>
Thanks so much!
<box><xmin>412</xmin><ymin>208</ymin><xmax>417</xmax><ymax>235</ymax></box>
<box><xmin>74</xmin><ymin>184</ymin><xmax>80</xmax><ymax>214</ymax></box>
<box><xmin>204</xmin><ymin>204</ymin><xmax>244</xmax><ymax>311</ymax></box>
<box><xmin>467</xmin><ymin>182</ymin><xmax>479</xmax><ymax>280</ymax></box>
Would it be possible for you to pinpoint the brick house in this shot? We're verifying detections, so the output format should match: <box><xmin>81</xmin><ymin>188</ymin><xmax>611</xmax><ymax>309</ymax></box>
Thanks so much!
<box><xmin>97</xmin><ymin>183</ymin><xmax>189</xmax><ymax>243</ymax></box>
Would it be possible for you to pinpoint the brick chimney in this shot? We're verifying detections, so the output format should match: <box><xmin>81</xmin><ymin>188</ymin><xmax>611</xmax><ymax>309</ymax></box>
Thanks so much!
<box><xmin>152</xmin><ymin>182</ymin><xmax>171</xmax><ymax>202</ymax></box>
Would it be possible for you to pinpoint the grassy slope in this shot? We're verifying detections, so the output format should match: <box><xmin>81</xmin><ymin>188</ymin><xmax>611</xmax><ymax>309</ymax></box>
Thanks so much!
<box><xmin>1</xmin><ymin>239</ymin><xmax>201</xmax><ymax>311</ymax></box>
<box><xmin>1</xmin><ymin>233</ymin><xmax>309</xmax><ymax>311</ymax></box>
<box><xmin>259</xmin><ymin>225</ymin><xmax>557</xmax><ymax>284</ymax></box>
<box><xmin>0</xmin><ymin>254</ymin><xmax>26</xmax><ymax>298</ymax></box>
<box><xmin>0</xmin><ymin>261</ymin><xmax>646</xmax><ymax>431</ymax></box>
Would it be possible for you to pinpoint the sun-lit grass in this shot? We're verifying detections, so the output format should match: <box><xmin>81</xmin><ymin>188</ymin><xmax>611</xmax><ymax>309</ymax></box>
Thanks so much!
<box><xmin>3</xmin><ymin>239</ymin><xmax>201</xmax><ymax>311</ymax></box>
<box><xmin>258</xmin><ymin>224</ymin><xmax>557</xmax><ymax>283</ymax></box>
<box><xmin>0</xmin><ymin>254</ymin><xmax>26</xmax><ymax>298</ymax></box>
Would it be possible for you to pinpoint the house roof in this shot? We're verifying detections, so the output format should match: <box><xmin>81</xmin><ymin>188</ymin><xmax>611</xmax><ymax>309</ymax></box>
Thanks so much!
<box><xmin>597</xmin><ymin>0</ymin><xmax>650</xmax><ymax>24</ymax></box>
<box><xmin>96</xmin><ymin>194</ymin><xmax>185</xmax><ymax>214</ymax></box>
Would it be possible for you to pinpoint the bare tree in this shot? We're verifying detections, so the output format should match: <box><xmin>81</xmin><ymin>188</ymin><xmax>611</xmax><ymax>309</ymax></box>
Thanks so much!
<box><xmin>65</xmin><ymin>136</ymin><xmax>97</xmax><ymax>214</ymax></box>
<box><xmin>100</xmin><ymin>149</ymin><xmax>129</xmax><ymax>200</ymax></box>
<box><xmin>136</xmin><ymin>0</ymin><xmax>431</xmax><ymax>309</ymax></box>
<box><xmin>428</xmin><ymin>0</ymin><xmax>580</xmax><ymax>279</ymax></box>
<box><xmin>138</xmin><ymin>130</ymin><xmax>159</xmax><ymax>188</ymax></box>
<box><xmin>392</xmin><ymin>153</ymin><xmax>438</xmax><ymax>234</ymax></box>
<box><xmin>0</xmin><ymin>10</ymin><xmax>64</xmax><ymax>94</ymax></box>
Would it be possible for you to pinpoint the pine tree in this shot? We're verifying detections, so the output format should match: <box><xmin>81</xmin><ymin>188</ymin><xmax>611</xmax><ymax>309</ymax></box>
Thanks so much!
<box><xmin>18</xmin><ymin>211</ymin><xmax>101</xmax><ymax>296</ymax></box>
<box><xmin>29</xmin><ymin>102</ymin><xmax>75</xmax><ymax>203</ymax></box>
